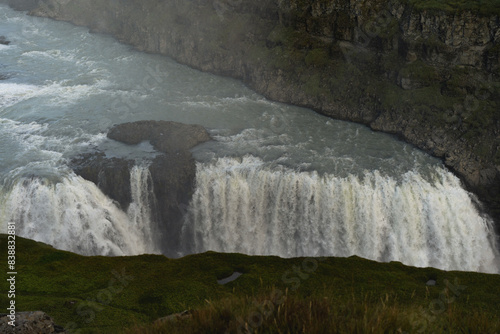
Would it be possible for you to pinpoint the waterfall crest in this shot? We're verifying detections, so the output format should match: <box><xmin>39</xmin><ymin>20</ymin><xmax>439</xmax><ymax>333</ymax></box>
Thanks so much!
<box><xmin>181</xmin><ymin>156</ymin><xmax>500</xmax><ymax>273</ymax></box>
<box><xmin>1</xmin><ymin>166</ymin><xmax>159</xmax><ymax>256</ymax></box>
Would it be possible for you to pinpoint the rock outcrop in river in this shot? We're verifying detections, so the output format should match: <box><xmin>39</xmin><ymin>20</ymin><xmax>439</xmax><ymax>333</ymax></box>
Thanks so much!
<box><xmin>72</xmin><ymin>121</ymin><xmax>211</xmax><ymax>256</ymax></box>
<box><xmin>3</xmin><ymin>0</ymin><xmax>499</xmax><ymax>225</ymax></box>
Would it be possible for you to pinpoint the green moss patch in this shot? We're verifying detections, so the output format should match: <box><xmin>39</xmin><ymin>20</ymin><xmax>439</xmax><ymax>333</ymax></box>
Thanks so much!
<box><xmin>399</xmin><ymin>60</ymin><xmax>441</xmax><ymax>88</ymax></box>
<box><xmin>406</xmin><ymin>0</ymin><xmax>500</xmax><ymax>16</ymax></box>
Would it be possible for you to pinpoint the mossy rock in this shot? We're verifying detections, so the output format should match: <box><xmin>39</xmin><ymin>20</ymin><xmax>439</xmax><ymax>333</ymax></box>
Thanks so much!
<box><xmin>398</xmin><ymin>60</ymin><xmax>441</xmax><ymax>89</ymax></box>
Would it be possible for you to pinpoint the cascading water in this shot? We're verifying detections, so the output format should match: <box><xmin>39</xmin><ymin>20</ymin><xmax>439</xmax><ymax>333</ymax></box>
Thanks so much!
<box><xmin>0</xmin><ymin>4</ymin><xmax>498</xmax><ymax>273</ymax></box>
<box><xmin>0</xmin><ymin>166</ymin><xmax>159</xmax><ymax>256</ymax></box>
<box><xmin>128</xmin><ymin>164</ymin><xmax>160</xmax><ymax>249</ymax></box>
<box><xmin>181</xmin><ymin>156</ymin><xmax>499</xmax><ymax>273</ymax></box>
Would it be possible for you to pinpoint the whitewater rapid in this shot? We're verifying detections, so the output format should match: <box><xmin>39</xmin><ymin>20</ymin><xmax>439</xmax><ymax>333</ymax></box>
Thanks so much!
<box><xmin>0</xmin><ymin>166</ymin><xmax>159</xmax><ymax>256</ymax></box>
<box><xmin>181</xmin><ymin>156</ymin><xmax>499</xmax><ymax>273</ymax></box>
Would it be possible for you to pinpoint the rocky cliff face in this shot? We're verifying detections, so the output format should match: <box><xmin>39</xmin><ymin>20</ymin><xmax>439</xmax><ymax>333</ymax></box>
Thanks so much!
<box><xmin>3</xmin><ymin>0</ymin><xmax>499</xmax><ymax>223</ymax></box>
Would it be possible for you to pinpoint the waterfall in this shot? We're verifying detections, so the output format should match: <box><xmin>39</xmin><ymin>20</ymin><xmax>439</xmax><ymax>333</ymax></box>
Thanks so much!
<box><xmin>181</xmin><ymin>156</ymin><xmax>500</xmax><ymax>273</ymax></box>
<box><xmin>2</xmin><ymin>4</ymin><xmax>498</xmax><ymax>275</ymax></box>
<box><xmin>127</xmin><ymin>164</ymin><xmax>160</xmax><ymax>249</ymax></box>
<box><xmin>2</xmin><ymin>157</ymin><xmax>498</xmax><ymax>273</ymax></box>
<box><xmin>0</xmin><ymin>166</ymin><xmax>159</xmax><ymax>256</ymax></box>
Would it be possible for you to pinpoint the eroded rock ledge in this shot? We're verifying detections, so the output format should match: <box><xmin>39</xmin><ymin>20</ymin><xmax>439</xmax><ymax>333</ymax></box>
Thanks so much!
<box><xmin>71</xmin><ymin>121</ymin><xmax>211</xmax><ymax>256</ymax></box>
<box><xmin>2</xmin><ymin>0</ymin><xmax>499</xmax><ymax>224</ymax></box>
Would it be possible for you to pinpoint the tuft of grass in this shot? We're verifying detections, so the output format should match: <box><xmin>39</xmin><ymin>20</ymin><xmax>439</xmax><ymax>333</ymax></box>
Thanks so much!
<box><xmin>123</xmin><ymin>291</ymin><xmax>500</xmax><ymax>334</ymax></box>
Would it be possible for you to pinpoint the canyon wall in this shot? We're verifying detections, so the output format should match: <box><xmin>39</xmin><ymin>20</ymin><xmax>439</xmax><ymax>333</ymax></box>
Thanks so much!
<box><xmin>3</xmin><ymin>0</ymin><xmax>499</xmax><ymax>221</ymax></box>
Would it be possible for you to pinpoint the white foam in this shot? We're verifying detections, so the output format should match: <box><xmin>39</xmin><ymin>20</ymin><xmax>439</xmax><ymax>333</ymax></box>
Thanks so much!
<box><xmin>180</xmin><ymin>95</ymin><xmax>258</xmax><ymax>110</ymax></box>
<box><xmin>0</xmin><ymin>81</ymin><xmax>107</xmax><ymax>108</ymax></box>
<box><xmin>181</xmin><ymin>156</ymin><xmax>500</xmax><ymax>273</ymax></box>
<box><xmin>0</xmin><ymin>170</ymin><xmax>160</xmax><ymax>256</ymax></box>
<box><xmin>0</xmin><ymin>118</ymin><xmax>106</xmax><ymax>169</ymax></box>
<box><xmin>0</xmin><ymin>83</ymin><xmax>40</xmax><ymax>108</ymax></box>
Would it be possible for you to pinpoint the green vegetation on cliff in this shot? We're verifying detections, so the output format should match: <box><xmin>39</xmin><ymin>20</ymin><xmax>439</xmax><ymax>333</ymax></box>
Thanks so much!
<box><xmin>2</xmin><ymin>235</ymin><xmax>500</xmax><ymax>333</ymax></box>
<box><xmin>407</xmin><ymin>0</ymin><xmax>500</xmax><ymax>16</ymax></box>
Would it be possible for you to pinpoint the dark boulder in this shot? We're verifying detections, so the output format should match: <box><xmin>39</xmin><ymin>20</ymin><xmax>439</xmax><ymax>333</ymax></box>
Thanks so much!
<box><xmin>148</xmin><ymin>152</ymin><xmax>197</xmax><ymax>254</ymax></box>
<box><xmin>0</xmin><ymin>36</ymin><xmax>10</xmax><ymax>45</ymax></box>
<box><xmin>72</xmin><ymin>152</ymin><xmax>134</xmax><ymax>210</ymax></box>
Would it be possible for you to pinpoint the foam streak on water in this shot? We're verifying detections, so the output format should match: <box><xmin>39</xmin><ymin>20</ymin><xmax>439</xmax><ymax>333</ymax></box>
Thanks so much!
<box><xmin>182</xmin><ymin>156</ymin><xmax>499</xmax><ymax>273</ymax></box>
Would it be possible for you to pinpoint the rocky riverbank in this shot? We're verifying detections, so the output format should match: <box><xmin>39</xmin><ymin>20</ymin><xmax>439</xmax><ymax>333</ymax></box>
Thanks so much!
<box><xmin>2</xmin><ymin>0</ymin><xmax>499</xmax><ymax>224</ymax></box>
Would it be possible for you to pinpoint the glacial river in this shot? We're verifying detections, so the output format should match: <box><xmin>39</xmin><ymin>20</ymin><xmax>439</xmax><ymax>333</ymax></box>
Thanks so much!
<box><xmin>0</xmin><ymin>5</ymin><xmax>498</xmax><ymax>273</ymax></box>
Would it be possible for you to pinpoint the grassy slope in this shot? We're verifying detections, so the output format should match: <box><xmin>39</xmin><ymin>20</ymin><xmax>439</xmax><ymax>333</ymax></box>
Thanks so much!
<box><xmin>1</xmin><ymin>235</ymin><xmax>499</xmax><ymax>333</ymax></box>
